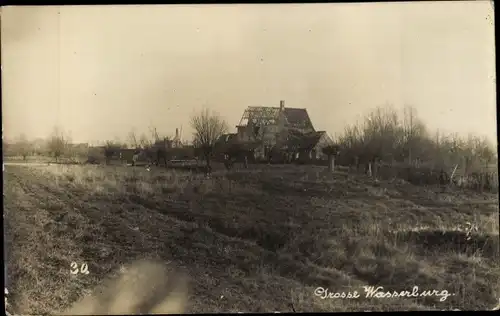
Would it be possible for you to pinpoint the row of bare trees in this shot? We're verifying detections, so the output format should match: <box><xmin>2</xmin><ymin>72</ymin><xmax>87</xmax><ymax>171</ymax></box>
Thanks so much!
<box><xmin>3</xmin><ymin>108</ymin><xmax>230</xmax><ymax>169</ymax></box>
<box><xmin>4</xmin><ymin>127</ymin><xmax>72</xmax><ymax>162</ymax></box>
<box><xmin>3</xmin><ymin>134</ymin><xmax>32</xmax><ymax>160</ymax></box>
<box><xmin>86</xmin><ymin>108</ymin><xmax>228</xmax><ymax>168</ymax></box>
<box><xmin>335</xmin><ymin>105</ymin><xmax>497</xmax><ymax>176</ymax></box>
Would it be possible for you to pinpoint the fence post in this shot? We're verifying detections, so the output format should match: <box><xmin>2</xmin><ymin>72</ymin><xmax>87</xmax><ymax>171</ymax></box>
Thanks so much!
<box><xmin>328</xmin><ymin>155</ymin><xmax>335</xmax><ymax>172</ymax></box>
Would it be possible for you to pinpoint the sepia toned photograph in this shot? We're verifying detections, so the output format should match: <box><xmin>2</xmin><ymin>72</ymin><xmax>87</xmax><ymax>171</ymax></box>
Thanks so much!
<box><xmin>2</xmin><ymin>2</ymin><xmax>499</xmax><ymax>314</ymax></box>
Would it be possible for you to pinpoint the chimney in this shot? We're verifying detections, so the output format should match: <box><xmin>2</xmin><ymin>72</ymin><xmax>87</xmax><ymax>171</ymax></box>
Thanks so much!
<box><xmin>175</xmin><ymin>128</ymin><xmax>179</xmax><ymax>139</ymax></box>
<box><xmin>280</xmin><ymin>100</ymin><xmax>285</xmax><ymax>111</ymax></box>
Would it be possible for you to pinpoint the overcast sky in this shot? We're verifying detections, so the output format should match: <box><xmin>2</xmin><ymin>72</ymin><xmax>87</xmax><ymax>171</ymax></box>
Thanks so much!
<box><xmin>1</xmin><ymin>2</ymin><xmax>496</xmax><ymax>144</ymax></box>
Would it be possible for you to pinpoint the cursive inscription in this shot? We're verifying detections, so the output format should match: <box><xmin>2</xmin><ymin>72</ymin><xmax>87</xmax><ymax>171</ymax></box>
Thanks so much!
<box><xmin>314</xmin><ymin>287</ymin><xmax>361</xmax><ymax>299</ymax></box>
<box><xmin>314</xmin><ymin>286</ymin><xmax>454</xmax><ymax>302</ymax></box>
<box><xmin>363</xmin><ymin>286</ymin><xmax>453</xmax><ymax>302</ymax></box>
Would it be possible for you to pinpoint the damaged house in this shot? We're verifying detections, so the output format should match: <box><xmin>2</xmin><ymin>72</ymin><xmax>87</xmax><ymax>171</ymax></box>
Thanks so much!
<box><xmin>217</xmin><ymin>100</ymin><xmax>334</xmax><ymax>162</ymax></box>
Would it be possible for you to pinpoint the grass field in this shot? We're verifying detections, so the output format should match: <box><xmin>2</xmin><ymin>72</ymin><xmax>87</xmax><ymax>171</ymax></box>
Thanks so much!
<box><xmin>3</xmin><ymin>163</ymin><xmax>500</xmax><ymax>313</ymax></box>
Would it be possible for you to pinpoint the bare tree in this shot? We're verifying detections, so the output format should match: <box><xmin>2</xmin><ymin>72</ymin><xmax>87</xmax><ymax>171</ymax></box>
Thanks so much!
<box><xmin>401</xmin><ymin>105</ymin><xmax>428</xmax><ymax>164</ymax></box>
<box><xmin>337</xmin><ymin>105</ymin><xmax>430</xmax><ymax>170</ymax></box>
<box><xmin>190</xmin><ymin>108</ymin><xmax>228</xmax><ymax>173</ymax></box>
<box><xmin>477</xmin><ymin>139</ymin><xmax>496</xmax><ymax>166</ymax></box>
<box><xmin>14</xmin><ymin>133</ymin><xmax>32</xmax><ymax>161</ymax></box>
<box><xmin>47</xmin><ymin>126</ymin><xmax>68</xmax><ymax>163</ymax></box>
<box><xmin>139</xmin><ymin>133</ymin><xmax>152</xmax><ymax>149</ymax></box>
<box><xmin>128</xmin><ymin>129</ymin><xmax>140</xmax><ymax>149</ymax></box>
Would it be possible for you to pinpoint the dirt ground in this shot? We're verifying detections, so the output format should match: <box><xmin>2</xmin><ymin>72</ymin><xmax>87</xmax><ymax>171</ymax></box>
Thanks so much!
<box><xmin>3</xmin><ymin>163</ymin><xmax>499</xmax><ymax>314</ymax></box>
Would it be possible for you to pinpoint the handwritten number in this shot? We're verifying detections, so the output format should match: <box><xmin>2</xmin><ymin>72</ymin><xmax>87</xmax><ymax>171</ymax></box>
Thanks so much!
<box><xmin>70</xmin><ymin>262</ymin><xmax>89</xmax><ymax>275</ymax></box>
<box><xmin>70</xmin><ymin>262</ymin><xmax>78</xmax><ymax>275</ymax></box>
<box><xmin>80</xmin><ymin>263</ymin><xmax>89</xmax><ymax>275</ymax></box>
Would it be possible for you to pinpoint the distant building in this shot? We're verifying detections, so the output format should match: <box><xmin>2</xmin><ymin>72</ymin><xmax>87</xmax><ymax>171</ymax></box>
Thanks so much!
<box><xmin>217</xmin><ymin>100</ymin><xmax>334</xmax><ymax>161</ymax></box>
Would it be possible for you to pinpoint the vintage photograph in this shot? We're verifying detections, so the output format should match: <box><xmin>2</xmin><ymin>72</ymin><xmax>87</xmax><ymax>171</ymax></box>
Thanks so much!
<box><xmin>2</xmin><ymin>2</ymin><xmax>498</xmax><ymax>314</ymax></box>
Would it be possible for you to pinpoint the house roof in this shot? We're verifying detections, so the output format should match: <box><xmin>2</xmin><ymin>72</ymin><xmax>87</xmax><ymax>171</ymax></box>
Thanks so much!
<box><xmin>283</xmin><ymin>108</ymin><xmax>314</xmax><ymax>130</ymax></box>
<box><xmin>287</xmin><ymin>130</ymin><xmax>328</xmax><ymax>151</ymax></box>
<box><xmin>240</xmin><ymin>106</ymin><xmax>315</xmax><ymax>131</ymax></box>
<box><xmin>215</xmin><ymin>133</ymin><xmax>238</xmax><ymax>147</ymax></box>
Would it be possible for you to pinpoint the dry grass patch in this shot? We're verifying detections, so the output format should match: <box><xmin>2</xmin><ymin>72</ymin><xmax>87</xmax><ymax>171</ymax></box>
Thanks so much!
<box><xmin>4</xmin><ymin>164</ymin><xmax>499</xmax><ymax>314</ymax></box>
